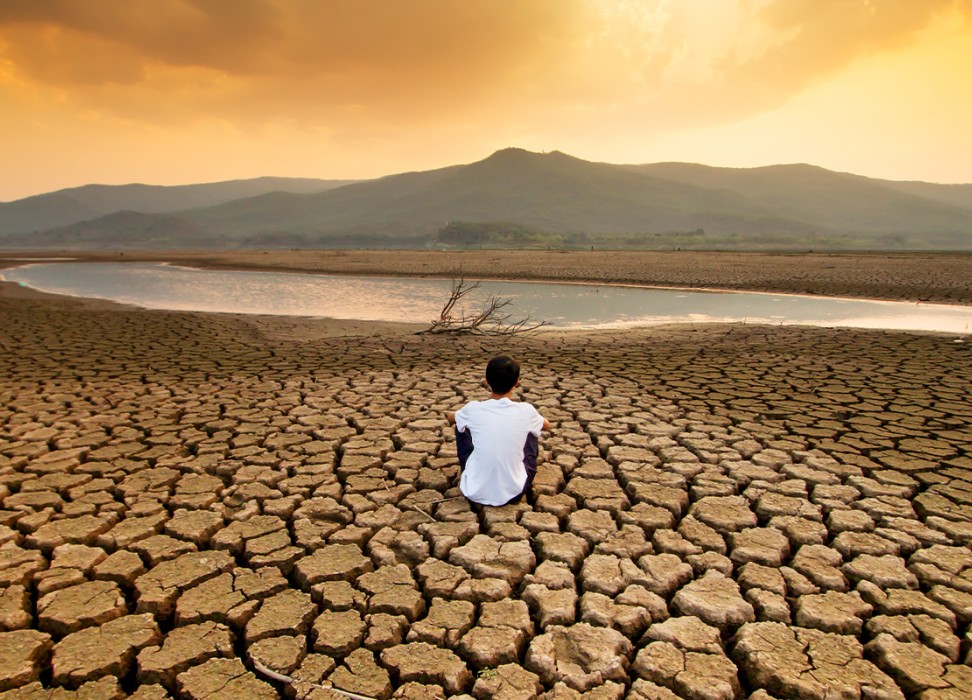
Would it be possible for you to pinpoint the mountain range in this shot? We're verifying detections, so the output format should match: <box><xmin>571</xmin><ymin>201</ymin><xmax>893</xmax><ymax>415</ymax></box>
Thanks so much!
<box><xmin>3</xmin><ymin>149</ymin><xmax>971</xmax><ymax>251</ymax></box>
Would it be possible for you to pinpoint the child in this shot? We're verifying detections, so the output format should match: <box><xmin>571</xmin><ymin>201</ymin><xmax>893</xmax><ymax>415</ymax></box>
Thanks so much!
<box><xmin>447</xmin><ymin>354</ymin><xmax>551</xmax><ymax>506</ymax></box>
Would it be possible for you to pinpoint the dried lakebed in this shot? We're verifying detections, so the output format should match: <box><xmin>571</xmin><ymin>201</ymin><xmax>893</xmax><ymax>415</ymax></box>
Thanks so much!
<box><xmin>0</xmin><ymin>288</ymin><xmax>970</xmax><ymax>699</ymax></box>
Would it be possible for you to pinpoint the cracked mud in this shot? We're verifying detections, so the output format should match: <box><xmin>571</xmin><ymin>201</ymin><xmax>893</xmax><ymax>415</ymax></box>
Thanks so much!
<box><xmin>0</xmin><ymin>266</ymin><xmax>971</xmax><ymax>699</ymax></box>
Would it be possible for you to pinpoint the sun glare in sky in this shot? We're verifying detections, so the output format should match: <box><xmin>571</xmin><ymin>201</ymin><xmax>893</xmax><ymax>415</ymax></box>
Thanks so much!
<box><xmin>1</xmin><ymin>0</ymin><xmax>970</xmax><ymax>200</ymax></box>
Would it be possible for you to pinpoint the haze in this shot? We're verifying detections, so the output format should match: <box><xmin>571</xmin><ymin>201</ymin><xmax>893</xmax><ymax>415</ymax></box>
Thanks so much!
<box><xmin>2</xmin><ymin>0</ymin><xmax>971</xmax><ymax>201</ymax></box>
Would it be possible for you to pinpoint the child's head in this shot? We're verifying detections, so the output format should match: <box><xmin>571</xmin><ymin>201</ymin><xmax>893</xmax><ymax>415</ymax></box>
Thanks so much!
<box><xmin>486</xmin><ymin>354</ymin><xmax>520</xmax><ymax>395</ymax></box>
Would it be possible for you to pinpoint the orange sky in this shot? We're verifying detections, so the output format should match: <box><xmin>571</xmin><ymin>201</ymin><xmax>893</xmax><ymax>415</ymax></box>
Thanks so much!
<box><xmin>2</xmin><ymin>0</ymin><xmax>971</xmax><ymax>201</ymax></box>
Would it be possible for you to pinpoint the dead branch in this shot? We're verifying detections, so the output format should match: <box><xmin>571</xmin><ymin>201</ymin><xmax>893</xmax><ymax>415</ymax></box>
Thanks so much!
<box><xmin>250</xmin><ymin>654</ymin><xmax>377</xmax><ymax>700</ymax></box>
<box><xmin>418</xmin><ymin>274</ymin><xmax>549</xmax><ymax>336</ymax></box>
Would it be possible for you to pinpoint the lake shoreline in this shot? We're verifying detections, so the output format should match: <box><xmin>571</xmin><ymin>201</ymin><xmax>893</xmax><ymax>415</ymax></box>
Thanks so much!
<box><xmin>3</xmin><ymin>255</ymin><xmax>972</xmax><ymax>336</ymax></box>
<box><xmin>3</xmin><ymin>249</ymin><xmax>972</xmax><ymax>305</ymax></box>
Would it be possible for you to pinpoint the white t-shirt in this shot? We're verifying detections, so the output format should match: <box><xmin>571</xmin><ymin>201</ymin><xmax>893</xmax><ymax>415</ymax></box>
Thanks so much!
<box><xmin>455</xmin><ymin>397</ymin><xmax>545</xmax><ymax>506</ymax></box>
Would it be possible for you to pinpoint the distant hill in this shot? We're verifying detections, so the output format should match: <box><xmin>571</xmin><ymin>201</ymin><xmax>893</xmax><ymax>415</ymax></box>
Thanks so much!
<box><xmin>627</xmin><ymin>162</ymin><xmax>972</xmax><ymax>236</ymax></box>
<box><xmin>3</xmin><ymin>149</ymin><xmax>971</xmax><ymax>250</ymax></box>
<box><xmin>183</xmin><ymin>149</ymin><xmax>769</xmax><ymax>241</ymax></box>
<box><xmin>881</xmin><ymin>180</ymin><xmax>972</xmax><ymax>211</ymax></box>
<box><xmin>12</xmin><ymin>211</ymin><xmax>225</xmax><ymax>249</ymax></box>
<box><xmin>0</xmin><ymin>177</ymin><xmax>355</xmax><ymax>238</ymax></box>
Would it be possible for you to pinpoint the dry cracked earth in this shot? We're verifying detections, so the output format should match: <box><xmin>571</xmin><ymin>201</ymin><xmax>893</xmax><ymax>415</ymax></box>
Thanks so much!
<box><xmin>1</xmin><ymin>292</ymin><xmax>971</xmax><ymax>700</ymax></box>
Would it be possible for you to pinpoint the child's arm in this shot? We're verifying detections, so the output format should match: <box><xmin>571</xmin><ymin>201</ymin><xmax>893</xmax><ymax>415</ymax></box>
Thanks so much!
<box><xmin>446</xmin><ymin>411</ymin><xmax>457</xmax><ymax>425</ymax></box>
<box><xmin>542</xmin><ymin>417</ymin><xmax>551</xmax><ymax>431</ymax></box>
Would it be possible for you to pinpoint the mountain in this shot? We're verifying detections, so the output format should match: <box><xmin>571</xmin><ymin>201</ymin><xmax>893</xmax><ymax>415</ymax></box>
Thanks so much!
<box><xmin>3</xmin><ymin>149</ymin><xmax>972</xmax><ymax>250</ymax></box>
<box><xmin>626</xmin><ymin>162</ymin><xmax>972</xmax><ymax>236</ymax></box>
<box><xmin>0</xmin><ymin>177</ymin><xmax>355</xmax><ymax>238</ymax></box>
<box><xmin>184</xmin><ymin>149</ymin><xmax>770</xmax><ymax>239</ymax></box>
<box><xmin>8</xmin><ymin>211</ymin><xmax>225</xmax><ymax>249</ymax></box>
<box><xmin>0</xmin><ymin>193</ymin><xmax>103</xmax><ymax>239</ymax></box>
<box><xmin>880</xmin><ymin>181</ymin><xmax>972</xmax><ymax>211</ymax></box>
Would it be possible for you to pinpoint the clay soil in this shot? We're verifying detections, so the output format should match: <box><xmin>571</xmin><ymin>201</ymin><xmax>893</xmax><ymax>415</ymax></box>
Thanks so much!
<box><xmin>0</xmin><ymin>250</ymin><xmax>970</xmax><ymax>699</ymax></box>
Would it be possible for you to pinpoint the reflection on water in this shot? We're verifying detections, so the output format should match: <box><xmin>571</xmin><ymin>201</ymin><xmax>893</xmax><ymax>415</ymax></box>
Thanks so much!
<box><xmin>2</xmin><ymin>262</ymin><xmax>971</xmax><ymax>335</ymax></box>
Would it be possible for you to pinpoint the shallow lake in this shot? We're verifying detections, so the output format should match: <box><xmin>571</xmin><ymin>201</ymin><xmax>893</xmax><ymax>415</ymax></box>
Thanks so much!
<box><xmin>3</xmin><ymin>262</ymin><xmax>971</xmax><ymax>334</ymax></box>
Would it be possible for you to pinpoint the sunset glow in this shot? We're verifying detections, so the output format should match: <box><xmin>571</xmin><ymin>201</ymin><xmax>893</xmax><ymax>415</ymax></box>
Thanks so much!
<box><xmin>1</xmin><ymin>0</ymin><xmax>971</xmax><ymax>200</ymax></box>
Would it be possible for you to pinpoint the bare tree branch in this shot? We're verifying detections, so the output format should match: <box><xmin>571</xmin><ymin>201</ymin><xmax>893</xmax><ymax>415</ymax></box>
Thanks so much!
<box><xmin>418</xmin><ymin>274</ymin><xmax>549</xmax><ymax>336</ymax></box>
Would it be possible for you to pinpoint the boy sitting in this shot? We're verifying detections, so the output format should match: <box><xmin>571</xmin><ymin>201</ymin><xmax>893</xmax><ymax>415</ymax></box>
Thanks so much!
<box><xmin>447</xmin><ymin>355</ymin><xmax>551</xmax><ymax>506</ymax></box>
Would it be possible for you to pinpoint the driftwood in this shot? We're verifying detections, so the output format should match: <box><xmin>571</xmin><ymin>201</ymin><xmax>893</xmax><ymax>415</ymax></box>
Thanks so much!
<box><xmin>418</xmin><ymin>276</ymin><xmax>548</xmax><ymax>336</ymax></box>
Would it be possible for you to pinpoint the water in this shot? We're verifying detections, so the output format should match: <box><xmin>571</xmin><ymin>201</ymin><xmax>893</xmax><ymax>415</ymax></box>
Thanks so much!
<box><xmin>2</xmin><ymin>262</ymin><xmax>971</xmax><ymax>334</ymax></box>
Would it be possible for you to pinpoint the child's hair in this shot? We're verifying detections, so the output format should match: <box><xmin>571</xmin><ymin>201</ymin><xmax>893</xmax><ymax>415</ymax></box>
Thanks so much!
<box><xmin>486</xmin><ymin>354</ymin><xmax>520</xmax><ymax>394</ymax></box>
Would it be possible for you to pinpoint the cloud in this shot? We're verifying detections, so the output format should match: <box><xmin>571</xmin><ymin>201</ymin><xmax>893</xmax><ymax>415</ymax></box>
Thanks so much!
<box><xmin>573</xmin><ymin>0</ymin><xmax>972</xmax><ymax>124</ymax></box>
<box><xmin>3</xmin><ymin>0</ymin><xmax>968</xmax><ymax>131</ymax></box>
<box><xmin>0</xmin><ymin>1</ymin><xmax>582</xmax><ymax>92</ymax></box>
<box><xmin>0</xmin><ymin>1</ymin><xmax>294</xmax><ymax>79</ymax></box>
<box><xmin>1</xmin><ymin>0</ymin><xmax>970</xmax><ymax>197</ymax></box>
<box><xmin>732</xmin><ymin>0</ymin><xmax>972</xmax><ymax>90</ymax></box>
